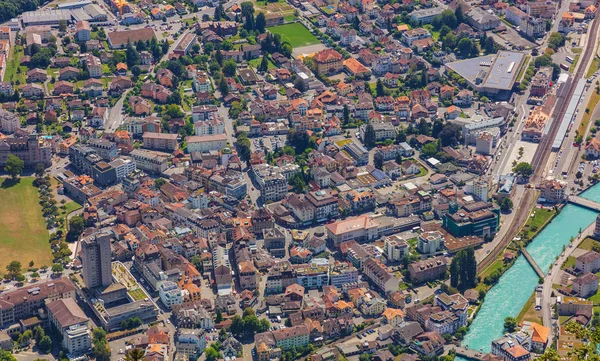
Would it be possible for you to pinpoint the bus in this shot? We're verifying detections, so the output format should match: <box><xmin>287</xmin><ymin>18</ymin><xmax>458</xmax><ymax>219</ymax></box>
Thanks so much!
<box><xmin>560</xmin><ymin>63</ymin><xmax>570</xmax><ymax>71</ymax></box>
<box><xmin>566</xmin><ymin>56</ymin><xmax>574</xmax><ymax>63</ymax></box>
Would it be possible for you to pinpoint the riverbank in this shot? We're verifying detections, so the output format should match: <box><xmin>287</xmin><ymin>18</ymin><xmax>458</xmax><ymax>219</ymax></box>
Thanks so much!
<box><xmin>477</xmin><ymin>204</ymin><xmax>557</xmax><ymax>292</ymax></box>
<box><xmin>456</xmin><ymin>186</ymin><xmax>600</xmax><ymax>357</ymax></box>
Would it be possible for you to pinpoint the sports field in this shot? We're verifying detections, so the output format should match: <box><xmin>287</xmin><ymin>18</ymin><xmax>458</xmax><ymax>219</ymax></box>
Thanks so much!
<box><xmin>0</xmin><ymin>177</ymin><xmax>52</xmax><ymax>270</ymax></box>
<box><xmin>267</xmin><ymin>23</ymin><xmax>321</xmax><ymax>48</ymax></box>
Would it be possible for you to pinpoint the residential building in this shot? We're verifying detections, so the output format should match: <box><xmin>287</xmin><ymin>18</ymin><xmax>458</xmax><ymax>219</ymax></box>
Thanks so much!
<box><xmin>81</xmin><ymin>230</ymin><xmax>113</xmax><ymax>289</ymax></box>
<box><xmin>130</xmin><ymin>149</ymin><xmax>169</xmax><ymax>173</ymax></box>
<box><xmin>417</xmin><ymin>231</ymin><xmax>444</xmax><ymax>254</ymax></box>
<box><xmin>0</xmin><ymin>109</ymin><xmax>19</xmax><ymax>134</ymax></box>
<box><xmin>159</xmin><ymin>281</ymin><xmax>183</xmax><ymax>309</ymax></box>
<box><xmin>539</xmin><ymin>179</ymin><xmax>566</xmax><ymax>203</ymax></box>
<box><xmin>0</xmin><ymin>278</ymin><xmax>76</xmax><ymax>327</ymax></box>
<box><xmin>143</xmin><ymin>132</ymin><xmax>179</xmax><ymax>151</ymax></box>
<box><xmin>186</xmin><ymin>134</ymin><xmax>228</xmax><ymax>153</ymax></box>
<box><xmin>47</xmin><ymin>299</ymin><xmax>91</xmax><ymax>356</ymax></box>
<box><xmin>362</xmin><ymin>258</ymin><xmax>400</xmax><ymax>293</ymax></box>
<box><xmin>576</xmin><ymin>251</ymin><xmax>600</xmax><ymax>273</ymax></box>
<box><xmin>384</xmin><ymin>235</ymin><xmax>409</xmax><ymax>262</ymax></box>
<box><xmin>0</xmin><ymin>132</ymin><xmax>52</xmax><ymax>167</ymax></box>
<box><xmin>408</xmin><ymin>256</ymin><xmax>448</xmax><ymax>283</ymax></box>
<box><xmin>572</xmin><ymin>272</ymin><xmax>598</xmax><ymax>298</ymax></box>
<box><xmin>175</xmin><ymin>329</ymin><xmax>207</xmax><ymax>358</ymax></box>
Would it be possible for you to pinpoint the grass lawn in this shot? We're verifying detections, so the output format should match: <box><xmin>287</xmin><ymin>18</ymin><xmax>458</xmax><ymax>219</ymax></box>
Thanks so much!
<box><xmin>570</xmin><ymin>54</ymin><xmax>581</xmax><ymax>72</ymax></box>
<box><xmin>4</xmin><ymin>45</ymin><xmax>27</xmax><ymax>84</ymax></box>
<box><xmin>267</xmin><ymin>23</ymin><xmax>320</xmax><ymax>48</ymax></box>
<box><xmin>248</xmin><ymin>57</ymin><xmax>276</xmax><ymax>70</ymax></box>
<box><xmin>561</xmin><ymin>256</ymin><xmax>576</xmax><ymax>270</ymax></box>
<box><xmin>523</xmin><ymin>208</ymin><xmax>555</xmax><ymax>232</ymax></box>
<box><xmin>587</xmin><ymin>57</ymin><xmax>600</xmax><ymax>78</ymax></box>
<box><xmin>578</xmin><ymin>91</ymin><xmax>600</xmax><ymax>137</ymax></box>
<box><xmin>516</xmin><ymin>293</ymin><xmax>542</xmax><ymax>325</ymax></box>
<box><xmin>0</xmin><ymin>177</ymin><xmax>52</xmax><ymax>271</ymax></box>
<box><xmin>480</xmin><ymin>258</ymin><xmax>505</xmax><ymax>279</ymax></box>
<box><xmin>579</xmin><ymin>237</ymin><xmax>600</xmax><ymax>250</ymax></box>
<box><xmin>589</xmin><ymin>291</ymin><xmax>600</xmax><ymax>303</ymax></box>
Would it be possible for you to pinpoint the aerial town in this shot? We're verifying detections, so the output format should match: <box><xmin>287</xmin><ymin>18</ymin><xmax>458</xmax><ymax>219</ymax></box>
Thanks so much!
<box><xmin>1</xmin><ymin>0</ymin><xmax>600</xmax><ymax>360</ymax></box>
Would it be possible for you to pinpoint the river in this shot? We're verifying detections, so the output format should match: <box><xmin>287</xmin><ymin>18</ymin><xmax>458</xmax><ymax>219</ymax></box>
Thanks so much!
<box><xmin>455</xmin><ymin>183</ymin><xmax>600</xmax><ymax>360</ymax></box>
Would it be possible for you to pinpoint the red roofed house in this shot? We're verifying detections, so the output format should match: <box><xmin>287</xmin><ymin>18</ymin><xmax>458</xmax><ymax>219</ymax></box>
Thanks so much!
<box><xmin>313</xmin><ymin>49</ymin><xmax>343</xmax><ymax>75</ymax></box>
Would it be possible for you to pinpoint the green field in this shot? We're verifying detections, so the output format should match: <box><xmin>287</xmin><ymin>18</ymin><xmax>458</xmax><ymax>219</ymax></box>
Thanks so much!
<box><xmin>0</xmin><ymin>177</ymin><xmax>52</xmax><ymax>271</ymax></box>
<box><xmin>4</xmin><ymin>45</ymin><xmax>27</xmax><ymax>84</ymax></box>
<box><xmin>267</xmin><ymin>23</ymin><xmax>320</xmax><ymax>48</ymax></box>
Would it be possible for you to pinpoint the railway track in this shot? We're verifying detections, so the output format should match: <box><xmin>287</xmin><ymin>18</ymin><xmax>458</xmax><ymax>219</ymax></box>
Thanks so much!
<box><xmin>478</xmin><ymin>10</ymin><xmax>600</xmax><ymax>274</ymax></box>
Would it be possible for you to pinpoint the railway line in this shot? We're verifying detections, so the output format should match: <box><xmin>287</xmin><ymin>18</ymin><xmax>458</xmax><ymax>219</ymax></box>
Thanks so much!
<box><xmin>478</xmin><ymin>9</ymin><xmax>600</xmax><ymax>275</ymax></box>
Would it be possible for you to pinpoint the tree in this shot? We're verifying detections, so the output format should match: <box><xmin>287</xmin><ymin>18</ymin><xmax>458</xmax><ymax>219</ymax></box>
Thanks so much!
<box><xmin>236</xmin><ymin>133</ymin><xmax>252</xmax><ymax>162</ymax></box>
<box><xmin>256</xmin><ymin>12</ymin><xmax>266</xmax><ymax>33</ymax></box>
<box><xmin>4</xmin><ymin>154</ymin><xmax>23</xmax><ymax>180</ymax></box>
<box><xmin>376</xmin><ymin>79</ymin><xmax>385</xmax><ymax>97</ymax></box>
<box><xmin>125</xmin><ymin>348</ymin><xmax>145</xmax><ymax>361</ymax></box>
<box><xmin>289</xmin><ymin>173</ymin><xmax>307</xmax><ymax>193</ymax></box>
<box><xmin>363</xmin><ymin>124</ymin><xmax>376</xmax><ymax>148</ymax></box>
<box><xmin>259</xmin><ymin>55</ymin><xmax>269</xmax><ymax>73</ymax></box>
<box><xmin>513</xmin><ymin>162</ymin><xmax>533</xmax><ymax>178</ymax></box>
<box><xmin>421</xmin><ymin>142</ymin><xmax>438</xmax><ymax>158</ymax></box>
<box><xmin>343</xmin><ymin>104</ymin><xmax>350</xmax><ymax>124</ymax></box>
<box><xmin>449</xmin><ymin>248</ymin><xmax>476</xmax><ymax>291</ymax></box>
<box><xmin>438</xmin><ymin>124</ymin><xmax>461</xmax><ymax>146</ymax></box>
<box><xmin>58</xmin><ymin>20</ymin><xmax>67</xmax><ymax>32</ymax></box>
<box><xmin>504</xmin><ymin>316</ymin><xmax>518</xmax><ymax>333</ymax></box>
<box><xmin>67</xmin><ymin>215</ymin><xmax>85</xmax><ymax>242</ymax></box>
<box><xmin>33</xmin><ymin>326</ymin><xmax>44</xmax><ymax>343</ymax></box>
<box><xmin>38</xmin><ymin>335</ymin><xmax>52</xmax><ymax>353</ymax></box>
<box><xmin>216</xmin><ymin>309</ymin><xmax>223</xmax><ymax>323</ymax></box>
<box><xmin>51</xmin><ymin>263</ymin><xmax>64</xmax><ymax>274</ymax></box>
<box><xmin>166</xmin><ymin>91</ymin><xmax>182</xmax><ymax>105</ymax></box>
<box><xmin>500</xmin><ymin>197</ymin><xmax>513</xmax><ymax>212</ymax></box>
<box><xmin>126</xmin><ymin>43</ymin><xmax>140</xmax><ymax>68</ymax></box>
<box><xmin>205</xmin><ymin>345</ymin><xmax>221</xmax><ymax>361</ymax></box>
<box><xmin>35</xmin><ymin>163</ymin><xmax>45</xmax><ymax>178</ymax></box>
<box><xmin>219</xmin><ymin>77</ymin><xmax>229</xmax><ymax>96</ymax></box>
<box><xmin>374</xmin><ymin>154</ymin><xmax>384</xmax><ymax>170</ymax></box>
<box><xmin>154</xmin><ymin>178</ymin><xmax>166</xmax><ymax>189</ymax></box>
<box><xmin>294</xmin><ymin>76</ymin><xmax>306</xmax><ymax>92</ymax></box>
<box><xmin>457</xmin><ymin>38</ymin><xmax>474</xmax><ymax>58</ymax></box>
<box><xmin>92</xmin><ymin>328</ymin><xmax>110</xmax><ymax>361</ymax></box>
<box><xmin>547</xmin><ymin>32</ymin><xmax>566</xmax><ymax>50</ymax></box>
<box><xmin>287</xmin><ymin>130</ymin><xmax>311</xmax><ymax>153</ymax></box>
<box><xmin>6</xmin><ymin>261</ymin><xmax>21</xmax><ymax>278</ymax></box>
<box><xmin>222</xmin><ymin>59</ymin><xmax>237</xmax><ymax>77</ymax></box>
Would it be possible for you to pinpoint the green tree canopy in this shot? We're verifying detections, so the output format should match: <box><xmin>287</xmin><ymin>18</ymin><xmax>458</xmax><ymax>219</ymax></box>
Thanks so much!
<box><xmin>4</xmin><ymin>154</ymin><xmax>23</xmax><ymax>180</ymax></box>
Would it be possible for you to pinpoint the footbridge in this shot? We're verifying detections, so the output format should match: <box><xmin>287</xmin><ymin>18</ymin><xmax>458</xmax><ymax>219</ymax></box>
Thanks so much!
<box><xmin>521</xmin><ymin>248</ymin><xmax>545</xmax><ymax>278</ymax></box>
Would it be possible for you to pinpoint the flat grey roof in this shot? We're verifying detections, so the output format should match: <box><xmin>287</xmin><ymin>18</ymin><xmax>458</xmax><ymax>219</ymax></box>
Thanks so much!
<box><xmin>483</xmin><ymin>51</ymin><xmax>525</xmax><ymax>90</ymax></box>
<box><xmin>446</xmin><ymin>51</ymin><xmax>525</xmax><ymax>91</ymax></box>
<box><xmin>22</xmin><ymin>9</ymin><xmax>72</xmax><ymax>24</ymax></box>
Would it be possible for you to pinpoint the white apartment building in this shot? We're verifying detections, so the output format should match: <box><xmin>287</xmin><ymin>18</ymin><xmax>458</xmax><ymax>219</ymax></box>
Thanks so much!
<box><xmin>194</xmin><ymin>118</ymin><xmax>225</xmax><ymax>136</ymax></box>
<box><xmin>158</xmin><ymin>281</ymin><xmax>183</xmax><ymax>309</ymax></box>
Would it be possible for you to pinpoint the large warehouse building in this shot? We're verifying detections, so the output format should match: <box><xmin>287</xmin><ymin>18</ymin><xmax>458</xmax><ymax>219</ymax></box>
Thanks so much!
<box><xmin>445</xmin><ymin>51</ymin><xmax>526</xmax><ymax>99</ymax></box>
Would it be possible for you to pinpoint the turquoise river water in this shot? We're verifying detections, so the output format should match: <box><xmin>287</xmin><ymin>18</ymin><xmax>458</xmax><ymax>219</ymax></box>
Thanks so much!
<box><xmin>455</xmin><ymin>183</ymin><xmax>600</xmax><ymax>360</ymax></box>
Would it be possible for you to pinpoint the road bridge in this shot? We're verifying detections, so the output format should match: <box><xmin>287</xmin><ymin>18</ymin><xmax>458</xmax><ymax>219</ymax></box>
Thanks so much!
<box><xmin>451</xmin><ymin>347</ymin><xmax>489</xmax><ymax>361</ymax></box>
<box><xmin>568</xmin><ymin>195</ymin><xmax>600</xmax><ymax>212</ymax></box>
<box><xmin>521</xmin><ymin>248</ymin><xmax>545</xmax><ymax>278</ymax></box>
